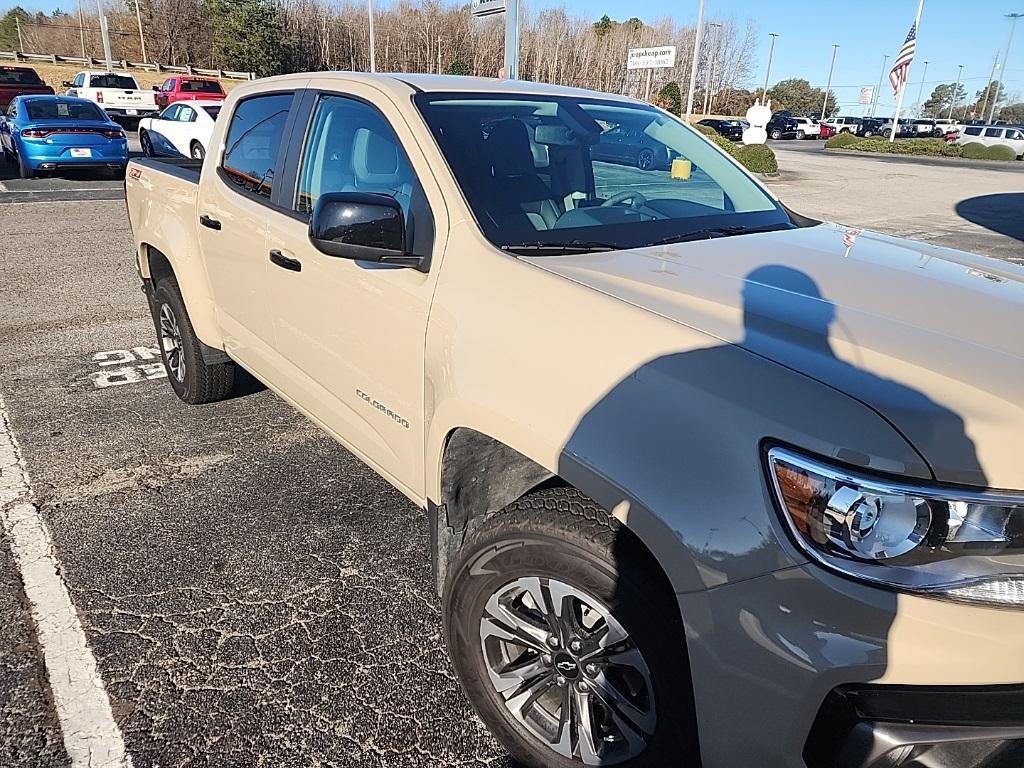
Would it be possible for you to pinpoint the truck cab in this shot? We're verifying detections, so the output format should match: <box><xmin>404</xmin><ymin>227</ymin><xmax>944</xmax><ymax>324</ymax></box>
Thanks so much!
<box><xmin>0</xmin><ymin>66</ymin><xmax>54</xmax><ymax>110</ymax></box>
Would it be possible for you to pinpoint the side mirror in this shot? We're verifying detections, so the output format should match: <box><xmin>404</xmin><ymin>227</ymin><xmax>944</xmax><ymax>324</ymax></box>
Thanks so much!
<box><xmin>308</xmin><ymin>192</ymin><xmax>422</xmax><ymax>268</ymax></box>
<box><xmin>62</xmin><ymin>80</ymin><xmax>73</xmax><ymax>88</ymax></box>
<box><xmin>152</xmin><ymin>85</ymin><xmax>159</xmax><ymax>91</ymax></box>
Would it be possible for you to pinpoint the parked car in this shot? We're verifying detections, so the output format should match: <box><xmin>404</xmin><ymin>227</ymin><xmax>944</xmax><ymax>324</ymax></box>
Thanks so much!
<box><xmin>697</xmin><ymin>118</ymin><xmax>743</xmax><ymax>141</ymax></box>
<box><xmin>138</xmin><ymin>100</ymin><xmax>222</xmax><ymax>160</ymax></box>
<box><xmin>909</xmin><ymin>119</ymin><xmax>945</xmax><ymax>138</ymax></box>
<box><xmin>126</xmin><ymin>71</ymin><xmax>1024</xmax><ymax>768</ymax></box>
<box><xmin>824</xmin><ymin>115</ymin><xmax>861</xmax><ymax>133</ymax></box>
<box><xmin>877</xmin><ymin>118</ymin><xmax>916</xmax><ymax>138</ymax></box>
<box><xmin>153</xmin><ymin>76</ymin><xmax>227</xmax><ymax>109</ymax></box>
<box><xmin>766</xmin><ymin>114</ymin><xmax>800</xmax><ymax>140</ymax></box>
<box><xmin>1</xmin><ymin>95</ymin><xmax>127</xmax><ymax>178</ymax></box>
<box><xmin>855</xmin><ymin>118</ymin><xmax>888</xmax><ymax>138</ymax></box>
<box><xmin>591</xmin><ymin>121</ymin><xmax>676</xmax><ymax>169</ymax></box>
<box><xmin>62</xmin><ymin>71</ymin><xmax>159</xmax><ymax>122</ymax></box>
<box><xmin>0</xmin><ymin>66</ymin><xmax>54</xmax><ymax>110</ymax></box>
<box><xmin>956</xmin><ymin>124</ymin><xmax>1024</xmax><ymax>158</ymax></box>
<box><xmin>792</xmin><ymin>117</ymin><xmax>821</xmax><ymax>139</ymax></box>
<box><xmin>817</xmin><ymin>122</ymin><xmax>836</xmax><ymax>139</ymax></box>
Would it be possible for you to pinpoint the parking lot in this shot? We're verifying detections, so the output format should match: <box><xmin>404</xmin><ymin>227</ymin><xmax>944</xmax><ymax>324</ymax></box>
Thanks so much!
<box><xmin>0</xmin><ymin>140</ymin><xmax>1021</xmax><ymax>768</ymax></box>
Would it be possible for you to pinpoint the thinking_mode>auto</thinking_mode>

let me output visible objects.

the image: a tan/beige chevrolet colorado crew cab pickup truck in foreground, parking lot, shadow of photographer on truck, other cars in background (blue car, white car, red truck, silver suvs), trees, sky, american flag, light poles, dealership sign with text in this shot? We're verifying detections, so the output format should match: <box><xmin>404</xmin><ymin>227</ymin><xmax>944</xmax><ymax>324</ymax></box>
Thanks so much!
<box><xmin>124</xmin><ymin>72</ymin><xmax>1024</xmax><ymax>768</ymax></box>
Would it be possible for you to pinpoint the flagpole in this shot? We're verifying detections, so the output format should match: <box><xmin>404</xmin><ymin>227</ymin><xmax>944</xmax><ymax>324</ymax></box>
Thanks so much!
<box><xmin>890</xmin><ymin>0</ymin><xmax>926</xmax><ymax>143</ymax></box>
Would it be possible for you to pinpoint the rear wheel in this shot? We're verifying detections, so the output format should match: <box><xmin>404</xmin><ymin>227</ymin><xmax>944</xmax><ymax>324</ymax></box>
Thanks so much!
<box><xmin>796</xmin><ymin>130</ymin><xmax>806</xmax><ymax>140</ymax></box>
<box><xmin>769</xmin><ymin>128</ymin><xmax>783</xmax><ymax>140</ymax></box>
<box><xmin>150</xmin><ymin>277</ymin><xmax>235</xmax><ymax>404</ymax></box>
<box><xmin>140</xmin><ymin>130</ymin><xmax>154</xmax><ymax>157</ymax></box>
<box><xmin>444</xmin><ymin>488</ymin><xmax>698</xmax><ymax>768</ymax></box>
<box><xmin>636</xmin><ymin>148</ymin><xmax>655</xmax><ymax>170</ymax></box>
<box><xmin>18</xmin><ymin>153</ymin><xmax>34</xmax><ymax>179</ymax></box>
<box><xmin>190</xmin><ymin>141</ymin><xmax>205</xmax><ymax>161</ymax></box>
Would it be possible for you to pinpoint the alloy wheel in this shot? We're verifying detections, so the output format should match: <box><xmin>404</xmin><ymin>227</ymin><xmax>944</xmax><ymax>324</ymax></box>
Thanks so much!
<box><xmin>141</xmin><ymin>133</ymin><xmax>153</xmax><ymax>157</ymax></box>
<box><xmin>159</xmin><ymin>303</ymin><xmax>186</xmax><ymax>383</ymax></box>
<box><xmin>637</xmin><ymin>149</ymin><xmax>655</xmax><ymax>170</ymax></box>
<box><xmin>191</xmin><ymin>143</ymin><xmax>205</xmax><ymax>160</ymax></box>
<box><xmin>479</xmin><ymin>576</ymin><xmax>656</xmax><ymax>766</ymax></box>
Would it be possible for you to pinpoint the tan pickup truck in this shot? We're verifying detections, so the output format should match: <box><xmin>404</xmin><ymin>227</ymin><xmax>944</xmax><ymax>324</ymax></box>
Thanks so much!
<box><xmin>125</xmin><ymin>73</ymin><xmax>1024</xmax><ymax>768</ymax></box>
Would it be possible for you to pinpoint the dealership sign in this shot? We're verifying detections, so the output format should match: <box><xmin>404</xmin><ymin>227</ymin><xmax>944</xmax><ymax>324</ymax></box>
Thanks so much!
<box><xmin>627</xmin><ymin>46</ymin><xmax>678</xmax><ymax>70</ymax></box>
<box><xmin>858</xmin><ymin>86</ymin><xmax>874</xmax><ymax>105</ymax></box>
<box><xmin>471</xmin><ymin>0</ymin><xmax>505</xmax><ymax>17</ymax></box>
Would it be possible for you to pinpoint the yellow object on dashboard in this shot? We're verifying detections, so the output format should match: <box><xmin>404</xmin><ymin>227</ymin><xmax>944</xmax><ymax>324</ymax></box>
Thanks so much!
<box><xmin>671</xmin><ymin>159</ymin><xmax>692</xmax><ymax>180</ymax></box>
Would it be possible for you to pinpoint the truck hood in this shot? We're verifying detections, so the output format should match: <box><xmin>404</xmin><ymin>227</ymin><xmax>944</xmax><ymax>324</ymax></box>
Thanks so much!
<box><xmin>526</xmin><ymin>223</ymin><xmax>1024</xmax><ymax>490</ymax></box>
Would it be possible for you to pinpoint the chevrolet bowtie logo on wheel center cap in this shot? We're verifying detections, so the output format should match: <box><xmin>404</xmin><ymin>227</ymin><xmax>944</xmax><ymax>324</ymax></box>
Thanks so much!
<box><xmin>553</xmin><ymin>653</ymin><xmax>581</xmax><ymax>680</ymax></box>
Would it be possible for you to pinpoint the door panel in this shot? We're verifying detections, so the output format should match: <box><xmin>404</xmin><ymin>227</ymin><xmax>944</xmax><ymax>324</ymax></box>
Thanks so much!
<box><xmin>264</xmin><ymin>81</ymin><xmax>449</xmax><ymax>500</ymax></box>
<box><xmin>198</xmin><ymin>90</ymin><xmax>299</xmax><ymax>372</ymax></box>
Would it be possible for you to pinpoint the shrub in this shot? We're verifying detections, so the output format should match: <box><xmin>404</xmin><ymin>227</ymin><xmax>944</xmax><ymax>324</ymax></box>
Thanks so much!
<box><xmin>707</xmin><ymin>131</ymin><xmax>738</xmax><ymax>155</ymax></box>
<box><xmin>851</xmin><ymin>138</ymin><xmax>961</xmax><ymax>157</ymax></box>
<box><xmin>826</xmin><ymin>132</ymin><xmax>862</xmax><ymax>148</ymax></box>
<box><xmin>733</xmin><ymin>143</ymin><xmax>778</xmax><ymax>174</ymax></box>
<box><xmin>960</xmin><ymin>142</ymin><xmax>988</xmax><ymax>159</ymax></box>
<box><xmin>695</xmin><ymin>123</ymin><xmax>718</xmax><ymax>136</ymax></box>
<box><xmin>982</xmin><ymin>144</ymin><xmax>1017</xmax><ymax>161</ymax></box>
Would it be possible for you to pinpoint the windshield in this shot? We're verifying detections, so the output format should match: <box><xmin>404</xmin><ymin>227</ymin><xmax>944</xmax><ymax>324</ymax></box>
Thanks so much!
<box><xmin>0</xmin><ymin>67</ymin><xmax>43</xmax><ymax>85</ymax></box>
<box><xmin>415</xmin><ymin>93</ymin><xmax>789</xmax><ymax>252</ymax></box>
<box><xmin>182</xmin><ymin>79</ymin><xmax>223</xmax><ymax>94</ymax></box>
<box><xmin>26</xmin><ymin>100</ymin><xmax>105</xmax><ymax>121</ymax></box>
<box><xmin>90</xmin><ymin>74</ymin><xmax>138</xmax><ymax>90</ymax></box>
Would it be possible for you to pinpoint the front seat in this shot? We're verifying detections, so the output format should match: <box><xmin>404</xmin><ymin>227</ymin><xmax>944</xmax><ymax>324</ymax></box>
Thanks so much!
<box><xmin>483</xmin><ymin>119</ymin><xmax>562</xmax><ymax>230</ymax></box>
<box><xmin>346</xmin><ymin>126</ymin><xmax>413</xmax><ymax>211</ymax></box>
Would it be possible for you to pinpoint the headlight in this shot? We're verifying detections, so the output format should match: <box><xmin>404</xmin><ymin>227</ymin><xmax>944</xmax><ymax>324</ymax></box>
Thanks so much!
<box><xmin>767</xmin><ymin>447</ymin><xmax>1024</xmax><ymax>607</ymax></box>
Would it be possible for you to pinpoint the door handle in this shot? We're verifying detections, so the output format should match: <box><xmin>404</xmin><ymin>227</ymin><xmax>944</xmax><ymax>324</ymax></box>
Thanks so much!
<box><xmin>199</xmin><ymin>214</ymin><xmax>221</xmax><ymax>230</ymax></box>
<box><xmin>269</xmin><ymin>250</ymin><xmax>301</xmax><ymax>272</ymax></box>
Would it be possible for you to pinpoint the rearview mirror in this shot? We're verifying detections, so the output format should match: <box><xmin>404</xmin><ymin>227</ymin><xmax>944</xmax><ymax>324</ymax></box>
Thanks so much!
<box><xmin>308</xmin><ymin>192</ymin><xmax>423</xmax><ymax>269</ymax></box>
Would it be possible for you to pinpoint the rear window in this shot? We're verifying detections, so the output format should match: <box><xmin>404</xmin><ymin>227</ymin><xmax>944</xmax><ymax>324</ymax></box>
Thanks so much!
<box><xmin>181</xmin><ymin>79</ymin><xmax>223</xmax><ymax>94</ymax></box>
<box><xmin>89</xmin><ymin>74</ymin><xmax>138</xmax><ymax>90</ymax></box>
<box><xmin>222</xmin><ymin>93</ymin><xmax>292</xmax><ymax>199</ymax></box>
<box><xmin>25</xmin><ymin>100</ymin><xmax>105</xmax><ymax>121</ymax></box>
<box><xmin>201</xmin><ymin>105</ymin><xmax>221</xmax><ymax>120</ymax></box>
<box><xmin>0</xmin><ymin>68</ymin><xmax>43</xmax><ymax>85</ymax></box>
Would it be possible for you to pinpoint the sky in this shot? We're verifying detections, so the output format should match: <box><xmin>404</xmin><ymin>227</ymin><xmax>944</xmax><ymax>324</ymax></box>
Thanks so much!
<box><xmin>8</xmin><ymin>0</ymin><xmax>1023</xmax><ymax>114</ymax></box>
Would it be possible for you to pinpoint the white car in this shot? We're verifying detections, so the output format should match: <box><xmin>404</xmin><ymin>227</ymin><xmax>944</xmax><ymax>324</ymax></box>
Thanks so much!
<box><xmin>138</xmin><ymin>101</ymin><xmax>223</xmax><ymax>160</ymax></box>
<box><xmin>63</xmin><ymin>71</ymin><xmax>158</xmax><ymax>122</ymax></box>
<box><xmin>792</xmin><ymin>117</ymin><xmax>821</xmax><ymax>139</ymax></box>
<box><xmin>956</xmin><ymin>124</ymin><xmax>1024</xmax><ymax>158</ymax></box>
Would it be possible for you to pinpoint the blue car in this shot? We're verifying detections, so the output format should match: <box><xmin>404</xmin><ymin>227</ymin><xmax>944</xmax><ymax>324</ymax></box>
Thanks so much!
<box><xmin>1</xmin><ymin>95</ymin><xmax>128</xmax><ymax>179</ymax></box>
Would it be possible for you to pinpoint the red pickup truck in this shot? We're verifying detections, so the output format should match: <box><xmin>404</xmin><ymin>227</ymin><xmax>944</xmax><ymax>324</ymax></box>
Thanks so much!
<box><xmin>152</xmin><ymin>76</ymin><xmax>226</xmax><ymax>109</ymax></box>
<box><xmin>0</xmin><ymin>66</ymin><xmax>54</xmax><ymax>109</ymax></box>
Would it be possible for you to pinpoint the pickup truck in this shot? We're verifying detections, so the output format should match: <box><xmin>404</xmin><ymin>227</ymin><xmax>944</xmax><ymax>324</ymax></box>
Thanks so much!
<box><xmin>152</xmin><ymin>75</ymin><xmax>226</xmax><ymax>109</ymax></box>
<box><xmin>0</xmin><ymin>65</ymin><xmax>54</xmax><ymax>109</ymax></box>
<box><xmin>125</xmin><ymin>73</ymin><xmax>1024</xmax><ymax>768</ymax></box>
<box><xmin>63</xmin><ymin>70</ymin><xmax>158</xmax><ymax>121</ymax></box>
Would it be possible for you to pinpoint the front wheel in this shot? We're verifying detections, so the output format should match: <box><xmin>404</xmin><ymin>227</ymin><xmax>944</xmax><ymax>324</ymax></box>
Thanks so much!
<box><xmin>796</xmin><ymin>130</ymin><xmax>805</xmax><ymax>140</ymax></box>
<box><xmin>140</xmin><ymin>130</ymin><xmax>154</xmax><ymax>157</ymax></box>
<box><xmin>190</xmin><ymin>141</ymin><xmax>205</xmax><ymax>161</ymax></box>
<box><xmin>636</xmin><ymin>148</ymin><xmax>655</xmax><ymax>170</ymax></box>
<box><xmin>769</xmin><ymin>129</ymin><xmax>783</xmax><ymax>140</ymax></box>
<box><xmin>444</xmin><ymin>488</ymin><xmax>698</xmax><ymax>768</ymax></box>
<box><xmin>150</xmin><ymin>278</ymin><xmax>235</xmax><ymax>404</ymax></box>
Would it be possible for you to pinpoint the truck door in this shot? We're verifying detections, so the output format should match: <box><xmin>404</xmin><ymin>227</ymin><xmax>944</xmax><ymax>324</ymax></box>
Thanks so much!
<box><xmin>197</xmin><ymin>90</ymin><xmax>301</xmax><ymax>371</ymax></box>
<box><xmin>263</xmin><ymin>82</ymin><xmax>449</xmax><ymax>502</ymax></box>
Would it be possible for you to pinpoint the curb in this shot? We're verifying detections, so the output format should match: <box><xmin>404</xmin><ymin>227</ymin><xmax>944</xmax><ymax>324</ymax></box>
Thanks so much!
<box><xmin>823</xmin><ymin>147</ymin><xmax>1022</xmax><ymax>169</ymax></box>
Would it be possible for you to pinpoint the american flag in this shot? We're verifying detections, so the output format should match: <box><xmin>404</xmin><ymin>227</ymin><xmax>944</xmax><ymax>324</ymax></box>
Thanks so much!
<box><xmin>889</xmin><ymin>23</ymin><xmax>917</xmax><ymax>95</ymax></box>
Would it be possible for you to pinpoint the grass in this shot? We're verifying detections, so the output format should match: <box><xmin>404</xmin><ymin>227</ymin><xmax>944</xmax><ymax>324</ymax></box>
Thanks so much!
<box><xmin>24</xmin><ymin>62</ymin><xmax>248</xmax><ymax>93</ymax></box>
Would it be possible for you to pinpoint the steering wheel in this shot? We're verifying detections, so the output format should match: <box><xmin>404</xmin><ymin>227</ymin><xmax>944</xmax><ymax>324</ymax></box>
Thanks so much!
<box><xmin>601</xmin><ymin>190</ymin><xmax>648</xmax><ymax>209</ymax></box>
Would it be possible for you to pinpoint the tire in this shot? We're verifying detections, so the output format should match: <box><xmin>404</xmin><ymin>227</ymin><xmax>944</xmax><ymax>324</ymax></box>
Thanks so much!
<box><xmin>140</xmin><ymin>130</ymin><xmax>154</xmax><ymax>157</ymax></box>
<box><xmin>190</xmin><ymin>141</ymin><xmax>205</xmax><ymax>161</ymax></box>
<box><xmin>445</xmin><ymin>487</ymin><xmax>698</xmax><ymax>768</ymax></box>
<box><xmin>863</xmin><ymin>130</ymin><xmax>874</xmax><ymax>138</ymax></box>
<box><xmin>636</xmin><ymin>148</ymin><xmax>655</xmax><ymax>170</ymax></box>
<box><xmin>769</xmin><ymin>129</ymin><xmax>782</xmax><ymax>140</ymax></box>
<box><xmin>18</xmin><ymin>152</ymin><xmax>34</xmax><ymax>179</ymax></box>
<box><xmin>796</xmin><ymin>130</ymin><xmax>805</xmax><ymax>140</ymax></box>
<box><xmin>150</xmin><ymin>277</ymin><xmax>235</xmax><ymax>404</ymax></box>
<box><xmin>840</xmin><ymin>127</ymin><xmax>850</xmax><ymax>134</ymax></box>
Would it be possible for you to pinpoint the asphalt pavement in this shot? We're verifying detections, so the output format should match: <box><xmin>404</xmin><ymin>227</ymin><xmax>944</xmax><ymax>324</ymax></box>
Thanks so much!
<box><xmin>0</xmin><ymin>140</ymin><xmax>1021</xmax><ymax>768</ymax></box>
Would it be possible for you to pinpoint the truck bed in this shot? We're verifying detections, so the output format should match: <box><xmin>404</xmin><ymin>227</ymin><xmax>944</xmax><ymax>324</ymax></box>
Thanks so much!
<box><xmin>129</xmin><ymin>156</ymin><xmax>203</xmax><ymax>184</ymax></box>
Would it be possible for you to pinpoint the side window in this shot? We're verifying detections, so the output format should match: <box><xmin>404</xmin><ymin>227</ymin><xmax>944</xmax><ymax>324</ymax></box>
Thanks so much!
<box><xmin>222</xmin><ymin>93</ymin><xmax>292</xmax><ymax>200</ymax></box>
<box><xmin>965</xmin><ymin>127</ymin><xmax>982</xmax><ymax>136</ymax></box>
<box><xmin>294</xmin><ymin>94</ymin><xmax>419</xmax><ymax>218</ymax></box>
<box><xmin>177</xmin><ymin>106</ymin><xmax>196</xmax><ymax>123</ymax></box>
<box><xmin>1008</xmin><ymin>130</ymin><xmax>1023</xmax><ymax>141</ymax></box>
<box><xmin>73</xmin><ymin>73</ymin><xmax>85</xmax><ymax>88</ymax></box>
<box><xmin>162</xmin><ymin>79</ymin><xmax>174</xmax><ymax>92</ymax></box>
<box><xmin>160</xmin><ymin>104</ymin><xmax>179</xmax><ymax>121</ymax></box>
<box><xmin>985</xmin><ymin>128</ymin><xmax>1002</xmax><ymax>138</ymax></box>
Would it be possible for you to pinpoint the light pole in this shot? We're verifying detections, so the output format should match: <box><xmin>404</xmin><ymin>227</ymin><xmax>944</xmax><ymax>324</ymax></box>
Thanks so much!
<box><xmin>948</xmin><ymin>64</ymin><xmax>964</xmax><ymax>120</ymax></box>
<box><xmin>988</xmin><ymin>12</ymin><xmax>1022</xmax><ymax>123</ymax></box>
<box><xmin>702</xmin><ymin>22</ymin><xmax>721</xmax><ymax>115</ymax></box>
<box><xmin>684</xmin><ymin>0</ymin><xmax>706</xmax><ymax>122</ymax></box>
<box><xmin>761</xmin><ymin>33</ymin><xmax>779</xmax><ymax>100</ymax></box>
<box><xmin>914</xmin><ymin>60</ymin><xmax>929</xmax><ymax>116</ymax></box>
<box><xmin>367</xmin><ymin>0</ymin><xmax>376</xmax><ymax>73</ymax></box>
<box><xmin>978</xmin><ymin>54</ymin><xmax>1000</xmax><ymax>121</ymax></box>
<box><xmin>821</xmin><ymin>43</ymin><xmax>839</xmax><ymax>118</ymax></box>
<box><xmin>870</xmin><ymin>54</ymin><xmax>888</xmax><ymax>117</ymax></box>
<box><xmin>134</xmin><ymin>0</ymin><xmax>147</xmax><ymax>63</ymax></box>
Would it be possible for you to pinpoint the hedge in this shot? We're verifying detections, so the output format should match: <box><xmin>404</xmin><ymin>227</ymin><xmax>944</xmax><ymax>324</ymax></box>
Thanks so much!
<box><xmin>693</xmin><ymin>123</ymin><xmax>779</xmax><ymax>174</ymax></box>
<box><xmin>733</xmin><ymin>144</ymin><xmax>778</xmax><ymax>174</ymax></box>
<box><xmin>960</xmin><ymin>142</ymin><xmax>988</xmax><ymax>159</ymax></box>
<box><xmin>825</xmin><ymin>133</ymin><xmax>862</xmax><ymax>149</ymax></box>
<box><xmin>983</xmin><ymin>144</ymin><xmax>1018</xmax><ymax>161</ymax></box>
